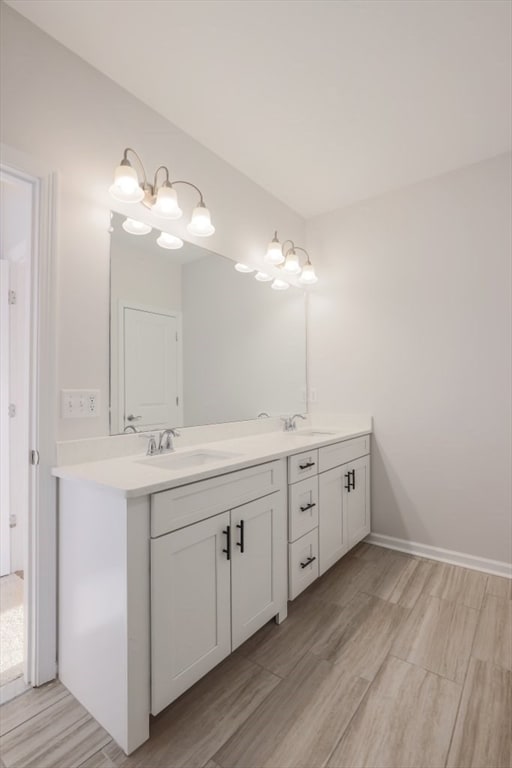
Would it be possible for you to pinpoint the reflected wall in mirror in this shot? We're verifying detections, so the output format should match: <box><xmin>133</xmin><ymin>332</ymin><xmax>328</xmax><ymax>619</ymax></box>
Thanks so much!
<box><xmin>109</xmin><ymin>213</ymin><xmax>307</xmax><ymax>433</ymax></box>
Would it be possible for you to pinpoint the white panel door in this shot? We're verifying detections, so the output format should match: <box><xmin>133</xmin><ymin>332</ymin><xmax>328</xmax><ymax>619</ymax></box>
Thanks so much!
<box><xmin>150</xmin><ymin>511</ymin><xmax>231</xmax><ymax>715</ymax></box>
<box><xmin>122</xmin><ymin>307</ymin><xmax>179</xmax><ymax>430</ymax></box>
<box><xmin>318</xmin><ymin>466</ymin><xmax>348</xmax><ymax>575</ymax></box>
<box><xmin>231</xmin><ymin>491</ymin><xmax>286</xmax><ymax>650</ymax></box>
<box><xmin>345</xmin><ymin>455</ymin><xmax>371</xmax><ymax>549</ymax></box>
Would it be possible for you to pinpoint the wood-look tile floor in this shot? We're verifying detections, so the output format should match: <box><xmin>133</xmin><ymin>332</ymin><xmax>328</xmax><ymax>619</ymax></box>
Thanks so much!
<box><xmin>1</xmin><ymin>544</ymin><xmax>510</xmax><ymax>768</ymax></box>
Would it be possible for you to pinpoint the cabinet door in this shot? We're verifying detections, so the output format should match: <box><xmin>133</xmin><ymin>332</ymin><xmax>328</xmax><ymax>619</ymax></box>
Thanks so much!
<box><xmin>318</xmin><ymin>466</ymin><xmax>348</xmax><ymax>575</ymax></box>
<box><xmin>345</xmin><ymin>455</ymin><xmax>371</xmax><ymax>549</ymax></box>
<box><xmin>231</xmin><ymin>492</ymin><xmax>286</xmax><ymax>650</ymax></box>
<box><xmin>151</xmin><ymin>511</ymin><xmax>231</xmax><ymax>715</ymax></box>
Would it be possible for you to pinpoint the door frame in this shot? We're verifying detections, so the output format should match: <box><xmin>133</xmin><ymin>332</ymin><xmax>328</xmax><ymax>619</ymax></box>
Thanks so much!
<box><xmin>0</xmin><ymin>260</ymin><xmax>10</xmax><ymax>578</ymax></box>
<box><xmin>1</xmin><ymin>143</ymin><xmax>58</xmax><ymax>687</ymax></box>
<box><xmin>117</xmin><ymin>301</ymin><xmax>183</xmax><ymax>431</ymax></box>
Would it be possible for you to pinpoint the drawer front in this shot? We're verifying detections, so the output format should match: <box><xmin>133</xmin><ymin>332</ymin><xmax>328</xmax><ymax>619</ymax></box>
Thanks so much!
<box><xmin>288</xmin><ymin>476</ymin><xmax>319</xmax><ymax>542</ymax></box>
<box><xmin>151</xmin><ymin>460</ymin><xmax>285</xmax><ymax>537</ymax></box>
<box><xmin>288</xmin><ymin>449</ymin><xmax>319</xmax><ymax>484</ymax></box>
<box><xmin>318</xmin><ymin>434</ymin><xmax>370</xmax><ymax>473</ymax></box>
<box><xmin>289</xmin><ymin>529</ymin><xmax>319</xmax><ymax>600</ymax></box>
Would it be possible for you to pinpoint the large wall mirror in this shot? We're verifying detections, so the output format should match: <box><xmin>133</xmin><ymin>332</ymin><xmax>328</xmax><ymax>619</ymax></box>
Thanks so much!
<box><xmin>109</xmin><ymin>213</ymin><xmax>307</xmax><ymax>434</ymax></box>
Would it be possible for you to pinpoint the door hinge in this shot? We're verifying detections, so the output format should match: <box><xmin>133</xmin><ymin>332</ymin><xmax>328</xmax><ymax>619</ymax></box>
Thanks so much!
<box><xmin>9</xmin><ymin>514</ymin><xmax>17</xmax><ymax>528</ymax></box>
<box><xmin>176</xmin><ymin>332</ymin><xmax>178</xmax><ymax>342</ymax></box>
<box><xmin>176</xmin><ymin>396</ymin><xmax>179</xmax><ymax>406</ymax></box>
<box><xmin>30</xmin><ymin>449</ymin><xmax>40</xmax><ymax>466</ymax></box>
<box><xmin>8</xmin><ymin>290</ymin><xmax>16</xmax><ymax>305</ymax></box>
<box><xmin>8</xmin><ymin>403</ymin><xmax>16</xmax><ymax>418</ymax></box>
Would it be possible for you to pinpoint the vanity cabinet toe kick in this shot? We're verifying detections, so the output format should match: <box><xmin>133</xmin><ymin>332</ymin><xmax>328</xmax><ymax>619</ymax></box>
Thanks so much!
<box><xmin>58</xmin><ymin>458</ymin><xmax>288</xmax><ymax>756</ymax></box>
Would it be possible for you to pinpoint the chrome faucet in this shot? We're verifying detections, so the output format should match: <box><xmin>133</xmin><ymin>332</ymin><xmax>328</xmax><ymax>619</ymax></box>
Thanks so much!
<box><xmin>281</xmin><ymin>413</ymin><xmax>306</xmax><ymax>432</ymax></box>
<box><xmin>158</xmin><ymin>428</ymin><xmax>181</xmax><ymax>453</ymax></box>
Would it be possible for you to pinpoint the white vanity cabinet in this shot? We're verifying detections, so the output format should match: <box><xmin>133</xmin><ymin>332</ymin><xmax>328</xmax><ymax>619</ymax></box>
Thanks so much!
<box><xmin>287</xmin><ymin>450</ymin><xmax>320</xmax><ymax>600</ymax></box>
<box><xmin>287</xmin><ymin>434</ymin><xmax>371</xmax><ymax>594</ymax></box>
<box><xmin>318</xmin><ymin>437</ymin><xmax>371</xmax><ymax>575</ymax></box>
<box><xmin>150</xmin><ymin>462</ymin><xmax>287</xmax><ymax>715</ymax></box>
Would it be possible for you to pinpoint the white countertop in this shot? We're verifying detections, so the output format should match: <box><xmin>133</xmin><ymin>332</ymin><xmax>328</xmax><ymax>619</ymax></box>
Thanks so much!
<box><xmin>52</xmin><ymin>424</ymin><xmax>372</xmax><ymax>498</ymax></box>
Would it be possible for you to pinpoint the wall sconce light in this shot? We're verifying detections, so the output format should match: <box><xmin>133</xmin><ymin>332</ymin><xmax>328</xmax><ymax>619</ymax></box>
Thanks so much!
<box><xmin>109</xmin><ymin>148</ymin><xmax>215</xmax><ymax>237</ymax></box>
<box><xmin>264</xmin><ymin>231</ymin><xmax>318</xmax><ymax>285</ymax></box>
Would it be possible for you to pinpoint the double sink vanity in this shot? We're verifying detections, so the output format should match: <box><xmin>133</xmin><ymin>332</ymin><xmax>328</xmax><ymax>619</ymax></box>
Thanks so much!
<box><xmin>53</xmin><ymin>418</ymin><xmax>371</xmax><ymax>754</ymax></box>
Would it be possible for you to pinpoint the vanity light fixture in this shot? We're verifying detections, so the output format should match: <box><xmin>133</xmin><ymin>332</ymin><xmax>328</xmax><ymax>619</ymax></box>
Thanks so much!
<box><xmin>110</xmin><ymin>148</ymin><xmax>215</xmax><ymax>235</ymax></box>
<box><xmin>122</xmin><ymin>218</ymin><xmax>152</xmax><ymax>236</ymax></box>
<box><xmin>254</xmin><ymin>271</ymin><xmax>273</xmax><ymax>282</ymax></box>
<box><xmin>264</xmin><ymin>231</ymin><xmax>319</xmax><ymax>285</ymax></box>
<box><xmin>271</xmin><ymin>279</ymin><xmax>290</xmax><ymax>291</ymax></box>
<box><xmin>156</xmin><ymin>232</ymin><xmax>184</xmax><ymax>250</ymax></box>
<box><xmin>234</xmin><ymin>263</ymin><xmax>255</xmax><ymax>273</ymax></box>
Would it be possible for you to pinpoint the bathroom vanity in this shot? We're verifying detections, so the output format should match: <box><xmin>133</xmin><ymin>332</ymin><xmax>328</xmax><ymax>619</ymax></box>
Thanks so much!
<box><xmin>54</xmin><ymin>423</ymin><xmax>371</xmax><ymax>754</ymax></box>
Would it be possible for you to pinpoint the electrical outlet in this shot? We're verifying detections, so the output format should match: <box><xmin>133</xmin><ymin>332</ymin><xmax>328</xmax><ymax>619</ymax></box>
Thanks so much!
<box><xmin>61</xmin><ymin>390</ymin><xmax>100</xmax><ymax>418</ymax></box>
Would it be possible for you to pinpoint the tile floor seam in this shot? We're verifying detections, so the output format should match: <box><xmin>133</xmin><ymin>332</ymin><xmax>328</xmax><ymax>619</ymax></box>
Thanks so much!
<box><xmin>320</xmin><ymin>662</ymin><xmax>389</xmax><ymax>768</ymax></box>
<box><xmin>442</xmin><ymin>593</ymin><xmax>484</xmax><ymax>768</ymax></box>
<box><xmin>0</xmin><ymin>691</ymin><xmax>72</xmax><ymax>739</ymax></box>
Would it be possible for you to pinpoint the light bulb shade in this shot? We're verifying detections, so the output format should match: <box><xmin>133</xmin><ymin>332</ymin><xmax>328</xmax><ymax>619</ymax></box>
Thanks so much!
<box><xmin>234</xmin><ymin>263</ymin><xmax>255</xmax><ymax>273</ymax></box>
<box><xmin>299</xmin><ymin>263</ymin><xmax>318</xmax><ymax>285</ymax></box>
<box><xmin>271</xmin><ymin>279</ymin><xmax>290</xmax><ymax>291</ymax></box>
<box><xmin>254</xmin><ymin>271</ymin><xmax>272</xmax><ymax>282</ymax></box>
<box><xmin>152</xmin><ymin>185</ymin><xmax>182</xmax><ymax>220</ymax></box>
<box><xmin>156</xmin><ymin>232</ymin><xmax>184</xmax><ymax>250</ymax></box>
<box><xmin>109</xmin><ymin>163</ymin><xmax>144</xmax><ymax>203</ymax></box>
<box><xmin>283</xmin><ymin>249</ymin><xmax>301</xmax><ymax>274</ymax></box>
<box><xmin>265</xmin><ymin>240</ymin><xmax>284</xmax><ymax>265</ymax></box>
<box><xmin>122</xmin><ymin>217</ymin><xmax>152</xmax><ymax>236</ymax></box>
<box><xmin>187</xmin><ymin>204</ymin><xmax>215</xmax><ymax>237</ymax></box>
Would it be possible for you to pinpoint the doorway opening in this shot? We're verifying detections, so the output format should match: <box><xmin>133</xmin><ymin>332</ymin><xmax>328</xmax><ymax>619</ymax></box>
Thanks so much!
<box><xmin>0</xmin><ymin>169</ymin><xmax>33</xmax><ymax>697</ymax></box>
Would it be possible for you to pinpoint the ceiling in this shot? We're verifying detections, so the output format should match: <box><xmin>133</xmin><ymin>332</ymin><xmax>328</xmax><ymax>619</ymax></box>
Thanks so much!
<box><xmin>6</xmin><ymin>0</ymin><xmax>512</xmax><ymax>218</ymax></box>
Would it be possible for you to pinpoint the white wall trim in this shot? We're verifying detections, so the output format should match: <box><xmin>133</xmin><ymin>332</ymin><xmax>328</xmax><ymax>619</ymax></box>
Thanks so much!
<box><xmin>366</xmin><ymin>532</ymin><xmax>512</xmax><ymax>579</ymax></box>
<box><xmin>1</xmin><ymin>142</ymin><xmax>58</xmax><ymax>687</ymax></box>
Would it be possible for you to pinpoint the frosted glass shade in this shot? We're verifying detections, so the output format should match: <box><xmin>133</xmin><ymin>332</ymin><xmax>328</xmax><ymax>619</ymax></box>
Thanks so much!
<box><xmin>152</xmin><ymin>185</ymin><xmax>182</xmax><ymax>220</ymax></box>
<box><xmin>156</xmin><ymin>232</ymin><xmax>184</xmax><ymax>250</ymax></box>
<box><xmin>283</xmin><ymin>250</ymin><xmax>301</xmax><ymax>274</ymax></box>
<box><xmin>255</xmin><ymin>271</ymin><xmax>272</xmax><ymax>282</ymax></box>
<box><xmin>109</xmin><ymin>164</ymin><xmax>144</xmax><ymax>203</ymax></box>
<box><xmin>271</xmin><ymin>279</ymin><xmax>290</xmax><ymax>290</ymax></box>
<box><xmin>299</xmin><ymin>263</ymin><xmax>318</xmax><ymax>284</ymax></box>
<box><xmin>234</xmin><ymin>263</ymin><xmax>255</xmax><ymax>273</ymax></box>
<box><xmin>187</xmin><ymin>205</ymin><xmax>215</xmax><ymax>237</ymax></box>
<box><xmin>265</xmin><ymin>240</ymin><xmax>284</xmax><ymax>265</ymax></box>
<box><xmin>122</xmin><ymin>218</ymin><xmax>152</xmax><ymax>236</ymax></box>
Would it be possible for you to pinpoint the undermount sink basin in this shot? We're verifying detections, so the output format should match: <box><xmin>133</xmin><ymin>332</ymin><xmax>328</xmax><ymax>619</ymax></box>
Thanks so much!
<box><xmin>295</xmin><ymin>430</ymin><xmax>337</xmax><ymax>437</ymax></box>
<box><xmin>138</xmin><ymin>449</ymin><xmax>243</xmax><ymax>471</ymax></box>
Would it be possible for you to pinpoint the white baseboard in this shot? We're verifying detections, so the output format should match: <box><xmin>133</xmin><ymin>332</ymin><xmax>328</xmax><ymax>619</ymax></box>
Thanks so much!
<box><xmin>365</xmin><ymin>533</ymin><xmax>512</xmax><ymax>579</ymax></box>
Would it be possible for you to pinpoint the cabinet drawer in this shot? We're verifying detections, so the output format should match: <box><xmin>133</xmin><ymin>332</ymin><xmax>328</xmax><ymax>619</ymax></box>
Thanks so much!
<box><xmin>151</xmin><ymin>460</ymin><xmax>285</xmax><ymax>537</ymax></box>
<box><xmin>288</xmin><ymin>476</ymin><xmax>319</xmax><ymax>542</ymax></box>
<box><xmin>288</xmin><ymin>449</ymin><xmax>319</xmax><ymax>484</ymax></box>
<box><xmin>289</xmin><ymin>529</ymin><xmax>319</xmax><ymax>600</ymax></box>
<box><xmin>318</xmin><ymin>435</ymin><xmax>370</xmax><ymax>473</ymax></box>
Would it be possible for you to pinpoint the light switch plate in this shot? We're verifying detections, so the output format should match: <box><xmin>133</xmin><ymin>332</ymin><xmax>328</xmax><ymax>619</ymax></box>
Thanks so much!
<box><xmin>61</xmin><ymin>389</ymin><xmax>99</xmax><ymax>418</ymax></box>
